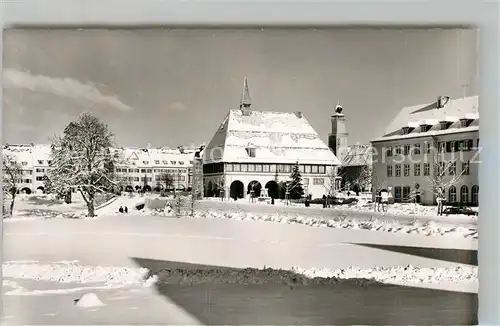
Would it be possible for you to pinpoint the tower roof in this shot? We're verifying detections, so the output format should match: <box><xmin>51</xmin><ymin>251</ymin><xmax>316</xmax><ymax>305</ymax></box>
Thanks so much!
<box><xmin>240</xmin><ymin>76</ymin><xmax>252</xmax><ymax>108</ymax></box>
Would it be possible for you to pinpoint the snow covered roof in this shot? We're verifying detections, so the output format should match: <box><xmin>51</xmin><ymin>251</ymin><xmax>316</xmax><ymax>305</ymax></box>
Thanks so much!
<box><xmin>2</xmin><ymin>145</ymin><xmax>34</xmax><ymax>167</ymax></box>
<box><xmin>204</xmin><ymin>109</ymin><xmax>341</xmax><ymax>165</ymax></box>
<box><xmin>342</xmin><ymin>144</ymin><xmax>372</xmax><ymax>166</ymax></box>
<box><xmin>115</xmin><ymin>147</ymin><xmax>193</xmax><ymax>167</ymax></box>
<box><xmin>383</xmin><ymin>95</ymin><xmax>479</xmax><ymax>136</ymax></box>
<box><xmin>375</xmin><ymin>95</ymin><xmax>479</xmax><ymax>142</ymax></box>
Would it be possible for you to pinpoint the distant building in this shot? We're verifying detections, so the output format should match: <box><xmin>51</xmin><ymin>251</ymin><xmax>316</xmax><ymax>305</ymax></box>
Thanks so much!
<box><xmin>328</xmin><ymin>104</ymin><xmax>372</xmax><ymax>193</ymax></box>
<box><xmin>2</xmin><ymin>143</ymin><xmax>197</xmax><ymax>194</ymax></box>
<box><xmin>370</xmin><ymin>95</ymin><xmax>479</xmax><ymax>205</ymax></box>
<box><xmin>203</xmin><ymin>77</ymin><xmax>342</xmax><ymax>200</ymax></box>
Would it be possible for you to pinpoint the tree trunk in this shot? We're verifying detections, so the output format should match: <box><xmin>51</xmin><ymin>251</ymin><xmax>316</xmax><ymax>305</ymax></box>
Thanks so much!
<box><xmin>9</xmin><ymin>195</ymin><xmax>16</xmax><ymax>217</ymax></box>
<box><xmin>87</xmin><ymin>201</ymin><xmax>95</xmax><ymax>218</ymax></box>
<box><xmin>65</xmin><ymin>190</ymin><xmax>72</xmax><ymax>204</ymax></box>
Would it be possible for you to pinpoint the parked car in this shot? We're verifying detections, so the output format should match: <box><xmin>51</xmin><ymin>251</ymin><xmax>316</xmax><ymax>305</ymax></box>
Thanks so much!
<box><xmin>443</xmin><ymin>206</ymin><xmax>478</xmax><ymax>216</ymax></box>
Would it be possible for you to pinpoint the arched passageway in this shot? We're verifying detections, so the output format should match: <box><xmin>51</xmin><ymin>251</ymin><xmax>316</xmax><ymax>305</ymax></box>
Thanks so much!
<box><xmin>21</xmin><ymin>187</ymin><xmax>32</xmax><ymax>195</ymax></box>
<box><xmin>265</xmin><ymin>180</ymin><xmax>279</xmax><ymax>199</ymax></box>
<box><xmin>143</xmin><ymin>185</ymin><xmax>152</xmax><ymax>192</ymax></box>
<box><xmin>247</xmin><ymin>180</ymin><xmax>262</xmax><ymax>197</ymax></box>
<box><xmin>36</xmin><ymin>186</ymin><xmax>45</xmax><ymax>194</ymax></box>
<box><xmin>125</xmin><ymin>185</ymin><xmax>134</xmax><ymax>192</ymax></box>
<box><xmin>207</xmin><ymin>181</ymin><xmax>214</xmax><ymax>197</ymax></box>
<box><xmin>230</xmin><ymin>180</ymin><xmax>244</xmax><ymax>200</ymax></box>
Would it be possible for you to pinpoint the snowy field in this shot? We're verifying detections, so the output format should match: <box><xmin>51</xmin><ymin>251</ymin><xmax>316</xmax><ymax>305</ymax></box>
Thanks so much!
<box><xmin>2</xmin><ymin>194</ymin><xmax>478</xmax><ymax>324</ymax></box>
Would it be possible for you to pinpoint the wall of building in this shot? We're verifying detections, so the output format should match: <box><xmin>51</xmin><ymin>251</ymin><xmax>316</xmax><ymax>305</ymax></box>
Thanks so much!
<box><xmin>371</xmin><ymin>130</ymin><xmax>479</xmax><ymax>205</ymax></box>
<box><xmin>204</xmin><ymin>165</ymin><xmax>335</xmax><ymax>200</ymax></box>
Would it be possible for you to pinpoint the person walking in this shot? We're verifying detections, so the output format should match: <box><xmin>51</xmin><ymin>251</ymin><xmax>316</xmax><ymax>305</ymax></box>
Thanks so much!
<box><xmin>437</xmin><ymin>188</ymin><xmax>445</xmax><ymax>216</ymax></box>
<box><xmin>322</xmin><ymin>194</ymin><xmax>327</xmax><ymax>208</ymax></box>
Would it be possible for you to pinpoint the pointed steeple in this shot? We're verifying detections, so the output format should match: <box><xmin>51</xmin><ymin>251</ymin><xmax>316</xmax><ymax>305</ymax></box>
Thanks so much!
<box><xmin>240</xmin><ymin>77</ymin><xmax>252</xmax><ymax>110</ymax></box>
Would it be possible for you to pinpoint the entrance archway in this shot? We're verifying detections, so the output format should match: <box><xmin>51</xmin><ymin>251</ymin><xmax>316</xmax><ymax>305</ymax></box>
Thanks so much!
<box><xmin>21</xmin><ymin>187</ymin><xmax>32</xmax><ymax>195</ymax></box>
<box><xmin>125</xmin><ymin>185</ymin><xmax>134</xmax><ymax>192</ymax></box>
<box><xmin>229</xmin><ymin>180</ymin><xmax>244</xmax><ymax>199</ymax></box>
<box><xmin>143</xmin><ymin>185</ymin><xmax>152</xmax><ymax>192</ymax></box>
<box><xmin>36</xmin><ymin>186</ymin><xmax>45</xmax><ymax>194</ymax></box>
<box><xmin>135</xmin><ymin>185</ymin><xmax>141</xmax><ymax>191</ymax></box>
<box><xmin>265</xmin><ymin>180</ymin><xmax>279</xmax><ymax>199</ymax></box>
<box><xmin>247</xmin><ymin>180</ymin><xmax>262</xmax><ymax>197</ymax></box>
<box><xmin>207</xmin><ymin>181</ymin><xmax>214</xmax><ymax>197</ymax></box>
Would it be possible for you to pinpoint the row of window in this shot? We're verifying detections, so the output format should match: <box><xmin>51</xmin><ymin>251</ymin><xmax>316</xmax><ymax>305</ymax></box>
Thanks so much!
<box><xmin>115</xmin><ymin>168</ymin><xmax>189</xmax><ymax>174</ymax></box>
<box><xmin>18</xmin><ymin>160</ymin><xmax>53</xmax><ymax>166</ymax></box>
<box><xmin>387</xmin><ymin>161</ymin><xmax>471</xmax><ymax>177</ymax></box>
<box><xmin>386</xmin><ymin>139</ymin><xmax>479</xmax><ymax>157</ymax></box>
<box><xmin>392</xmin><ymin>185</ymin><xmax>479</xmax><ymax>204</ymax></box>
<box><xmin>116</xmin><ymin>175</ymin><xmax>188</xmax><ymax>182</ymax></box>
<box><xmin>204</xmin><ymin>163</ymin><xmax>328</xmax><ymax>175</ymax></box>
<box><xmin>136</xmin><ymin>160</ymin><xmax>191</xmax><ymax>166</ymax></box>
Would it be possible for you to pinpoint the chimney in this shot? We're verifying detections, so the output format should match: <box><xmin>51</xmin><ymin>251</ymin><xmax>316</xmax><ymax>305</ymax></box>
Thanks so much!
<box><xmin>437</xmin><ymin>96</ymin><xmax>450</xmax><ymax>108</ymax></box>
<box><xmin>294</xmin><ymin>111</ymin><xmax>303</xmax><ymax>118</ymax></box>
<box><xmin>178</xmin><ymin>145</ymin><xmax>185</xmax><ymax>154</ymax></box>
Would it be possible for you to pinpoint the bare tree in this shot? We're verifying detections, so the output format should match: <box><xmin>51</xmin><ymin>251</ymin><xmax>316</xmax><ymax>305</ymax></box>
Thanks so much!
<box><xmin>158</xmin><ymin>172</ymin><xmax>174</xmax><ymax>193</ymax></box>
<box><xmin>356</xmin><ymin>165</ymin><xmax>372</xmax><ymax>193</ymax></box>
<box><xmin>48</xmin><ymin>112</ymin><xmax>118</xmax><ymax>217</ymax></box>
<box><xmin>212</xmin><ymin>175</ymin><xmax>226</xmax><ymax>201</ymax></box>
<box><xmin>2</xmin><ymin>153</ymin><xmax>22</xmax><ymax>217</ymax></box>
<box><xmin>425</xmin><ymin>136</ymin><xmax>466</xmax><ymax>203</ymax></box>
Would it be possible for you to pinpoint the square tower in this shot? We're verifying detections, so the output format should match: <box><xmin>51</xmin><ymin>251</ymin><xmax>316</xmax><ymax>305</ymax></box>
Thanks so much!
<box><xmin>328</xmin><ymin>104</ymin><xmax>349</xmax><ymax>164</ymax></box>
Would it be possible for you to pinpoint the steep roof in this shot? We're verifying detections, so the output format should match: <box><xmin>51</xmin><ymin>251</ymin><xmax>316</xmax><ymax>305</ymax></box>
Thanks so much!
<box><xmin>342</xmin><ymin>144</ymin><xmax>372</xmax><ymax>166</ymax></box>
<box><xmin>374</xmin><ymin>95</ymin><xmax>479</xmax><ymax>142</ymax></box>
<box><xmin>204</xmin><ymin>109</ymin><xmax>341</xmax><ymax>165</ymax></box>
<box><xmin>383</xmin><ymin>95</ymin><xmax>479</xmax><ymax>136</ymax></box>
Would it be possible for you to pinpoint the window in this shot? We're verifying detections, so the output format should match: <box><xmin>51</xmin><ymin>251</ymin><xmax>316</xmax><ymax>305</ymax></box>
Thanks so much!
<box><xmin>448</xmin><ymin>161</ymin><xmax>457</xmax><ymax>175</ymax></box>
<box><xmin>189</xmin><ymin>161</ymin><xmax>194</xmax><ymax>164</ymax></box>
<box><xmin>403</xmin><ymin>144</ymin><xmax>410</xmax><ymax>155</ymax></box>
<box><xmin>226</xmin><ymin>164</ymin><xmax>233</xmax><ymax>172</ymax></box>
<box><xmin>263</xmin><ymin>164</ymin><xmax>270</xmax><ymax>172</ymax></box>
<box><xmin>255</xmin><ymin>164</ymin><xmax>263</xmax><ymax>172</ymax></box>
<box><xmin>155</xmin><ymin>175</ymin><xmax>161</xmax><ymax>181</ymax></box>
<box><xmin>154</xmin><ymin>160</ymin><xmax>160</xmax><ymax>164</ymax></box>
<box><xmin>21</xmin><ymin>161</ymin><xmax>28</xmax><ymax>166</ymax></box>
<box><xmin>311</xmin><ymin>165</ymin><xmax>319</xmax><ymax>174</ymax></box>
<box><xmin>299</xmin><ymin>165</ymin><xmax>305</xmax><ymax>173</ymax></box>
<box><xmin>23</xmin><ymin>179</ymin><xmax>32</xmax><ymax>183</ymax></box>
<box><xmin>394</xmin><ymin>186</ymin><xmax>402</xmax><ymax>202</ymax></box>
<box><xmin>233</xmin><ymin>164</ymin><xmax>241</xmax><ymax>172</ymax></box>
<box><xmin>241</xmin><ymin>164</ymin><xmax>248</xmax><ymax>172</ymax></box>
<box><xmin>472</xmin><ymin>185</ymin><xmax>479</xmax><ymax>205</ymax></box>
<box><xmin>142</xmin><ymin>161</ymin><xmax>149</xmax><ymax>165</ymax></box>
<box><xmin>269</xmin><ymin>164</ymin><xmax>276</xmax><ymax>173</ymax></box>
<box><xmin>402</xmin><ymin>186</ymin><xmax>411</xmax><ymax>202</ymax></box>
<box><xmin>303</xmin><ymin>178</ymin><xmax>309</xmax><ymax>185</ymax></box>
<box><xmin>313</xmin><ymin>178</ymin><xmax>324</xmax><ymax>185</ymax></box>
<box><xmin>395</xmin><ymin>164</ymin><xmax>401</xmax><ymax>177</ymax></box>
<box><xmin>438</xmin><ymin>142</ymin><xmax>445</xmax><ymax>153</ymax></box>
<box><xmin>37</xmin><ymin>160</ymin><xmax>44</xmax><ymax>165</ymax></box>
<box><xmin>448</xmin><ymin>186</ymin><xmax>457</xmax><ymax>203</ymax></box>
<box><xmin>162</xmin><ymin>160</ymin><xmax>168</xmax><ymax>164</ymax></box>
<box><xmin>147</xmin><ymin>169</ymin><xmax>152</xmax><ymax>173</ymax></box>
<box><xmin>179</xmin><ymin>161</ymin><xmax>184</xmax><ymax>165</ymax></box>
<box><xmin>386</xmin><ymin>147</ymin><xmax>393</xmax><ymax>157</ymax></box>
<box><xmin>414</xmin><ymin>163</ymin><xmax>421</xmax><ymax>176</ymax></box>
<box><xmin>387</xmin><ymin>165</ymin><xmax>393</xmax><ymax>177</ymax></box>
<box><xmin>462</xmin><ymin>161</ymin><xmax>470</xmax><ymax>175</ymax></box>
<box><xmin>414</xmin><ymin>143</ymin><xmax>421</xmax><ymax>155</ymax></box>
<box><xmin>36</xmin><ymin>176</ymin><xmax>44</xmax><ymax>181</ymax></box>
<box><xmin>424</xmin><ymin>163</ymin><xmax>431</xmax><ymax>176</ymax></box>
<box><xmin>404</xmin><ymin>164</ymin><xmax>410</xmax><ymax>177</ymax></box>
<box><xmin>318</xmin><ymin>165</ymin><xmax>326</xmax><ymax>174</ymax></box>
<box><xmin>425</xmin><ymin>142</ymin><xmax>431</xmax><ymax>154</ymax></box>
<box><xmin>305</xmin><ymin>165</ymin><xmax>311</xmax><ymax>173</ymax></box>
<box><xmin>247</xmin><ymin>164</ymin><xmax>255</xmax><ymax>172</ymax></box>
<box><xmin>170</xmin><ymin>161</ymin><xmax>177</xmax><ymax>165</ymax></box>
<box><xmin>395</xmin><ymin>146</ymin><xmax>402</xmax><ymax>155</ymax></box>
<box><xmin>141</xmin><ymin>169</ymin><xmax>146</xmax><ymax>173</ymax></box>
<box><xmin>36</xmin><ymin>168</ymin><xmax>45</xmax><ymax>173</ymax></box>
<box><xmin>23</xmin><ymin>170</ymin><xmax>33</xmax><ymax>175</ymax></box>
<box><xmin>460</xmin><ymin>185</ymin><xmax>469</xmax><ymax>203</ymax></box>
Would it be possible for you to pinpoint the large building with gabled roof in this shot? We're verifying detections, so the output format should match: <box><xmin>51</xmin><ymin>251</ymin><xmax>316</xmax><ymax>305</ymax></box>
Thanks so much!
<box><xmin>203</xmin><ymin>78</ymin><xmax>342</xmax><ymax>200</ymax></box>
<box><xmin>370</xmin><ymin>95</ymin><xmax>479</xmax><ymax>206</ymax></box>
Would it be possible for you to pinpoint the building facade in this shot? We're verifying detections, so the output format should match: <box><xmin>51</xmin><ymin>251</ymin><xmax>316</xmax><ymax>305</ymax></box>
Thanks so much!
<box><xmin>202</xmin><ymin>78</ymin><xmax>342</xmax><ymax>200</ymax></box>
<box><xmin>370</xmin><ymin>95</ymin><xmax>479</xmax><ymax>206</ymax></box>
<box><xmin>2</xmin><ymin>144</ymin><xmax>196</xmax><ymax>194</ymax></box>
<box><xmin>328</xmin><ymin>104</ymin><xmax>372</xmax><ymax>193</ymax></box>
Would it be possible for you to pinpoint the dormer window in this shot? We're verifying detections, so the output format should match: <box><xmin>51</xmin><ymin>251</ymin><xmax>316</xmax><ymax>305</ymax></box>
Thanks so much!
<box><xmin>162</xmin><ymin>160</ymin><xmax>168</xmax><ymax>164</ymax></box>
<box><xmin>171</xmin><ymin>161</ymin><xmax>177</xmax><ymax>165</ymax></box>
<box><xmin>401</xmin><ymin>126</ymin><xmax>414</xmax><ymax>135</ymax></box>
<box><xmin>245</xmin><ymin>144</ymin><xmax>256</xmax><ymax>158</ymax></box>
<box><xmin>439</xmin><ymin>121</ymin><xmax>452</xmax><ymax>130</ymax></box>
<box><xmin>154</xmin><ymin>160</ymin><xmax>160</xmax><ymax>164</ymax></box>
<box><xmin>459</xmin><ymin>118</ymin><xmax>472</xmax><ymax>128</ymax></box>
<box><xmin>420</xmin><ymin>124</ymin><xmax>431</xmax><ymax>132</ymax></box>
<box><xmin>142</xmin><ymin>161</ymin><xmax>149</xmax><ymax>165</ymax></box>
<box><xmin>179</xmin><ymin>161</ymin><xmax>184</xmax><ymax>165</ymax></box>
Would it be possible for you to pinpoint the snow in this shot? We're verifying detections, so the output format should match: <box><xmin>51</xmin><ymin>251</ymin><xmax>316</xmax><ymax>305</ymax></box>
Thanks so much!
<box><xmin>204</xmin><ymin>109</ymin><xmax>341</xmax><ymax>165</ymax></box>
<box><xmin>2</xmin><ymin>261</ymin><xmax>477</xmax><ymax>289</ymax></box>
<box><xmin>383</xmin><ymin>95</ymin><xmax>478</xmax><ymax>136</ymax></box>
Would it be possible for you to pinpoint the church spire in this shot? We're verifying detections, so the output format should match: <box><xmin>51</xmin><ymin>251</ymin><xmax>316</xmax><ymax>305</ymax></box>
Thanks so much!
<box><xmin>240</xmin><ymin>76</ymin><xmax>252</xmax><ymax>110</ymax></box>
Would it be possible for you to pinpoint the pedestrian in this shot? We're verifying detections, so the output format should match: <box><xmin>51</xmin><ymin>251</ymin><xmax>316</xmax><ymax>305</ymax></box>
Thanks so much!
<box><xmin>322</xmin><ymin>194</ymin><xmax>327</xmax><ymax>208</ymax></box>
<box><xmin>118</xmin><ymin>206</ymin><xmax>124</xmax><ymax>213</ymax></box>
<box><xmin>124</xmin><ymin>206</ymin><xmax>128</xmax><ymax>213</ymax></box>
<box><xmin>347</xmin><ymin>191</ymin><xmax>351</xmax><ymax>197</ymax></box>
<box><xmin>305</xmin><ymin>198</ymin><xmax>310</xmax><ymax>207</ymax></box>
<box><xmin>437</xmin><ymin>188</ymin><xmax>444</xmax><ymax>216</ymax></box>
<box><xmin>271</xmin><ymin>197</ymin><xmax>275</xmax><ymax>205</ymax></box>
<box><xmin>380</xmin><ymin>191</ymin><xmax>389</xmax><ymax>212</ymax></box>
